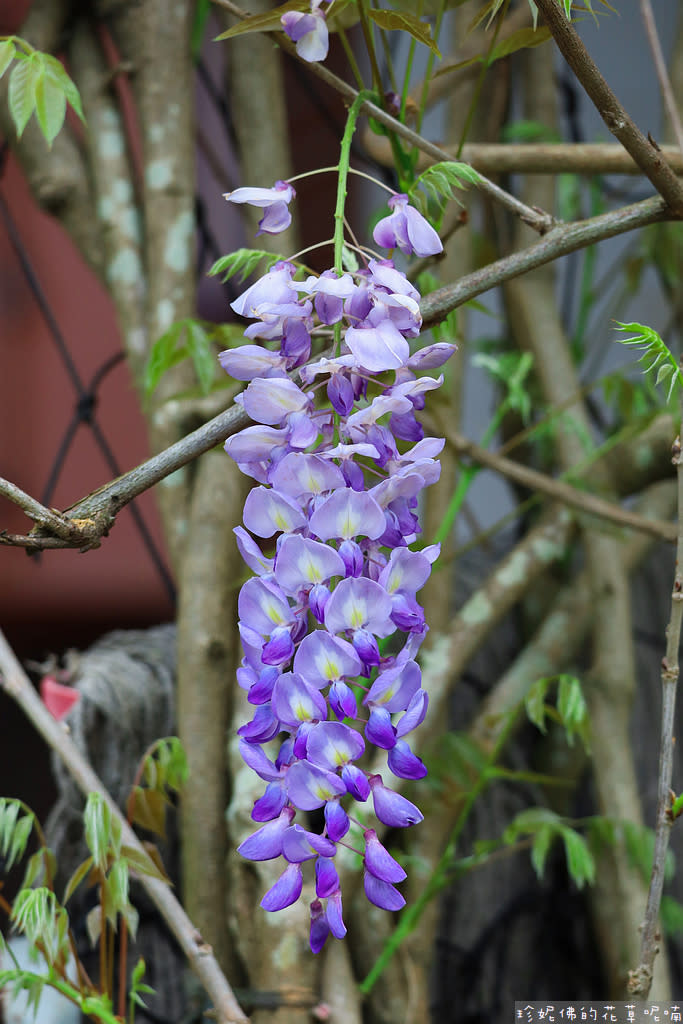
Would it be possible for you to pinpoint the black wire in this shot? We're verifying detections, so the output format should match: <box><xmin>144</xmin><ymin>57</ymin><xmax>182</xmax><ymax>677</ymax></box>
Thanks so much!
<box><xmin>0</xmin><ymin>143</ymin><xmax>176</xmax><ymax>606</ymax></box>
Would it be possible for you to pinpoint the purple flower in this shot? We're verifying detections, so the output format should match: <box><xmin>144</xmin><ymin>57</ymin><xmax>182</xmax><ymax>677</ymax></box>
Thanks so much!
<box><xmin>224</xmin><ymin>180</ymin><xmax>296</xmax><ymax>235</ymax></box>
<box><xmin>237</xmin><ymin>807</ymin><xmax>294</xmax><ymax>861</ymax></box>
<box><xmin>369</xmin><ymin>774</ymin><xmax>423</xmax><ymax>828</ymax></box>
<box><xmin>363</xmin><ymin>870</ymin><xmax>406</xmax><ymax>912</ymax></box>
<box><xmin>373</xmin><ymin>193</ymin><xmax>443</xmax><ymax>257</ymax></box>
<box><xmin>364</xmin><ymin>829</ymin><xmax>406</xmax><ymax>884</ymax></box>
<box><xmin>261</xmin><ymin>863</ymin><xmax>304</xmax><ymax>910</ymax></box>
<box><xmin>281</xmin><ymin>2</ymin><xmax>329</xmax><ymax>63</ymax></box>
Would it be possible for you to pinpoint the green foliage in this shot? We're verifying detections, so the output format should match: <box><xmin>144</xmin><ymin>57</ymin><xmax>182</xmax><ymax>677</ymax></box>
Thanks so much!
<box><xmin>472</xmin><ymin>350</ymin><xmax>535</xmax><ymax>424</ymax></box>
<box><xmin>12</xmin><ymin>888</ymin><xmax>70</xmax><ymax>966</ymax></box>
<box><xmin>208</xmin><ymin>247</ymin><xmax>289</xmax><ymax>285</ymax></box>
<box><xmin>503</xmin><ymin>808</ymin><xmax>596</xmax><ymax>888</ymax></box>
<box><xmin>366</xmin><ymin>9</ymin><xmax>441</xmax><ymax>58</ymax></box>
<box><xmin>144</xmin><ymin>319</ymin><xmax>243</xmax><ymax>398</ymax></box>
<box><xmin>0</xmin><ymin>798</ymin><xmax>35</xmax><ymax>872</ymax></box>
<box><xmin>129</xmin><ymin>958</ymin><xmax>155</xmax><ymax>1015</ymax></box>
<box><xmin>0</xmin><ymin>36</ymin><xmax>84</xmax><ymax>147</ymax></box>
<box><xmin>130</xmin><ymin>736</ymin><xmax>189</xmax><ymax>839</ymax></box>
<box><xmin>524</xmin><ymin>674</ymin><xmax>590</xmax><ymax>750</ymax></box>
<box><xmin>84</xmin><ymin>794</ymin><xmax>122</xmax><ymax>873</ymax></box>
<box><xmin>407</xmin><ymin>160</ymin><xmax>482</xmax><ymax>222</ymax></box>
<box><xmin>614</xmin><ymin>321</ymin><xmax>683</xmax><ymax>403</ymax></box>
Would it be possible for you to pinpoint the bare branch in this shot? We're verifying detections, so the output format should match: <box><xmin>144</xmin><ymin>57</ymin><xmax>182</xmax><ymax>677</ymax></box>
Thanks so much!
<box><xmin>534</xmin><ymin>0</ymin><xmax>683</xmax><ymax>216</ymax></box>
<box><xmin>361</xmin><ymin>136</ymin><xmax>683</xmax><ymax>176</ymax></box>
<box><xmin>443</xmin><ymin>427</ymin><xmax>676</xmax><ymax>543</ymax></box>
<box><xmin>421</xmin><ymin>194</ymin><xmax>673</xmax><ymax>328</ymax></box>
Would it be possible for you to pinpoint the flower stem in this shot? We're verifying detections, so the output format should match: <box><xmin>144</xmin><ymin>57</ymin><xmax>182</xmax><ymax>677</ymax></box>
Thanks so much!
<box><xmin>333</xmin><ymin>90</ymin><xmax>376</xmax><ymax>276</ymax></box>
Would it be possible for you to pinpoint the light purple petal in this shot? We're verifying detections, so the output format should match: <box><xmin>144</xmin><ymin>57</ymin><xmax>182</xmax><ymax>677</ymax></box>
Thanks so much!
<box><xmin>365</xmin><ymin>707</ymin><xmax>396</xmax><ymax>750</ymax></box>
<box><xmin>219</xmin><ymin>345</ymin><xmax>288</xmax><ymax>381</ymax></box>
<box><xmin>270</xmin><ymin>452</ymin><xmax>345</xmax><ymax>497</ymax></box>
<box><xmin>327</xmin><ymin>890</ymin><xmax>346</xmax><ymax>938</ymax></box>
<box><xmin>315</xmin><ymin>857</ymin><xmax>340</xmax><ymax>898</ymax></box>
<box><xmin>308</xmin><ymin>488</ymin><xmax>386</xmax><ymax>542</ymax></box>
<box><xmin>282</xmin><ymin>824</ymin><xmax>337</xmax><ymax>863</ymax></box>
<box><xmin>387</xmin><ymin>739</ymin><xmax>428</xmax><ymax>780</ymax></box>
<box><xmin>272</xmin><ymin>672</ymin><xmax>327</xmax><ymax>728</ymax></box>
<box><xmin>369</xmin><ymin>775</ymin><xmax>423</xmax><ymax>828</ymax></box>
<box><xmin>324</xmin><ymin>801</ymin><xmax>349</xmax><ymax>841</ymax></box>
<box><xmin>396</xmin><ymin>688</ymin><xmax>429</xmax><ymax>737</ymax></box>
<box><xmin>306</xmin><ymin>721</ymin><xmax>365</xmax><ymax>770</ymax></box>
<box><xmin>242</xmin><ymin>378</ymin><xmax>311</xmax><ymax>425</ymax></box>
<box><xmin>365</xmin><ymin>660</ymin><xmax>421</xmax><ymax>713</ymax></box>
<box><xmin>261</xmin><ymin>863</ymin><xmax>303</xmax><ymax>911</ymax></box>
<box><xmin>363</xmin><ymin>870</ymin><xmax>406</xmax><ymax>911</ymax></box>
<box><xmin>234</xmin><ymin>527</ymin><xmax>274</xmax><ymax>576</ymax></box>
<box><xmin>345</xmin><ymin>319</ymin><xmax>410</xmax><ymax>372</ymax></box>
<box><xmin>243</xmin><ymin>486</ymin><xmax>307</xmax><ymax>537</ymax></box>
<box><xmin>364</xmin><ymin>829</ymin><xmax>406</xmax><ymax>884</ymax></box>
<box><xmin>294</xmin><ymin>631</ymin><xmax>361</xmax><ymax>688</ymax></box>
<box><xmin>324</xmin><ymin>577</ymin><xmax>395</xmax><ymax>637</ymax></box>
<box><xmin>287</xmin><ymin>760</ymin><xmax>347</xmax><ymax>810</ymax></box>
<box><xmin>237</xmin><ymin>807</ymin><xmax>294</xmax><ymax>861</ymax></box>
<box><xmin>275</xmin><ymin>534</ymin><xmax>345</xmax><ymax>593</ymax></box>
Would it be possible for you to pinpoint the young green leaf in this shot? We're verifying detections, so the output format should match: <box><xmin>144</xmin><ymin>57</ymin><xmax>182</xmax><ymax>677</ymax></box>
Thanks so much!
<box><xmin>559</xmin><ymin>826</ymin><xmax>595</xmax><ymax>888</ymax></box>
<box><xmin>84</xmin><ymin>793</ymin><xmax>113</xmax><ymax>873</ymax></box>
<box><xmin>367</xmin><ymin>9</ymin><xmax>441</xmax><ymax>58</ymax></box>
<box><xmin>33</xmin><ymin>68</ymin><xmax>67</xmax><ymax>147</ymax></box>
<box><xmin>524</xmin><ymin>677</ymin><xmax>551</xmax><ymax>733</ymax></box>
<box><xmin>614</xmin><ymin>321</ymin><xmax>683</xmax><ymax>403</ymax></box>
<box><xmin>8</xmin><ymin>56</ymin><xmax>38</xmax><ymax>138</ymax></box>
<box><xmin>530</xmin><ymin>824</ymin><xmax>553</xmax><ymax>879</ymax></box>
<box><xmin>0</xmin><ymin>38</ymin><xmax>16</xmax><ymax>80</ymax></box>
<box><xmin>208</xmin><ymin>247</ymin><xmax>286</xmax><ymax>285</ymax></box>
<box><xmin>489</xmin><ymin>26</ymin><xmax>552</xmax><ymax>62</ymax></box>
<box><xmin>63</xmin><ymin>855</ymin><xmax>95</xmax><ymax>905</ymax></box>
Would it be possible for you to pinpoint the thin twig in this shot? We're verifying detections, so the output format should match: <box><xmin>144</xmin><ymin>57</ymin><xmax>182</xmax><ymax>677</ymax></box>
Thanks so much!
<box><xmin>210</xmin><ymin>0</ymin><xmax>555</xmax><ymax>233</ymax></box>
<box><xmin>629</xmin><ymin>424</ymin><xmax>683</xmax><ymax>998</ymax></box>
<box><xmin>534</xmin><ymin>0</ymin><xmax>683</xmax><ymax>216</ymax></box>
<box><xmin>444</xmin><ymin>427</ymin><xmax>676</xmax><ymax>543</ymax></box>
<box><xmin>639</xmin><ymin>0</ymin><xmax>683</xmax><ymax>160</ymax></box>
<box><xmin>0</xmin><ymin>628</ymin><xmax>249</xmax><ymax>1024</ymax></box>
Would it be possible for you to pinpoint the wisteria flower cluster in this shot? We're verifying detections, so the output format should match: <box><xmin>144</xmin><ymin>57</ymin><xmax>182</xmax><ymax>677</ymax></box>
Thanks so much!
<box><xmin>220</xmin><ymin>175</ymin><xmax>455</xmax><ymax>953</ymax></box>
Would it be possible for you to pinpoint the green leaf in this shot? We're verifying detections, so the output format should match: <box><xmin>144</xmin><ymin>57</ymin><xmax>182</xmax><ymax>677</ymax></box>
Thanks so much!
<box><xmin>185</xmin><ymin>320</ymin><xmax>216</xmax><ymax>395</ymax></box>
<box><xmin>63</xmin><ymin>855</ymin><xmax>95</xmax><ymax>905</ymax></box>
<box><xmin>530</xmin><ymin>824</ymin><xmax>553</xmax><ymax>879</ymax></box>
<box><xmin>0</xmin><ymin>39</ymin><xmax>16</xmax><ymax>80</ymax></box>
<box><xmin>489</xmin><ymin>25</ymin><xmax>552</xmax><ymax>62</ymax></box>
<box><xmin>524</xmin><ymin>677</ymin><xmax>551</xmax><ymax>733</ymax></box>
<box><xmin>503</xmin><ymin>807</ymin><xmax>561</xmax><ymax>843</ymax></box>
<box><xmin>143</xmin><ymin>321</ymin><xmax>187</xmax><ymax>397</ymax></box>
<box><xmin>556</xmin><ymin>674</ymin><xmax>587</xmax><ymax>742</ymax></box>
<box><xmin>614</xmin><ymin>320</ymin><xmax>683</xmax><ymax>402</ymax></box>
<box><xmin>11</xmin><ymin>889</ymin><xmax>70</xmax><ymax>966</ymax></box>
<box><xmin>8</xmin><ymin>55</ymin><xmax>38</xmax><ymax>138</ymax></box>
<box><xmin>40</xmin><ymin>54</ymin><xmax>84</xmax><ymax>122</ymax></box>
<box><xmin>559</xmin><ymin>826</ymin><xmax>595</xmax><ymax>888</ymax></box>
<box><xmin>84</xmin><ymin>793</ymin><xmax>112</xmax><ymax>872</ymax></box>
<box><xmin>122</xmin><ymin>844</ymin><xmax>172</xmax><ymax>883</ymax></box>
<box><xmin>367</xmin><ymin>9</ymin><xmax>441</xmax><ymax>58</ymax></box>
<box><xmin>131</xmin><ymin>788</ymin><xmax>168</xmax><ymax>837</ymax></box>
<box><xmin>33</xmin><ymin>69</ymin><xmax>67</xmax><ymax>147</ymax></box>
<box><xmin>661</xmin><ymin>896</ymin><xmax>683</xmax><ymax>936</ymax></box>
<box><xmin>341</xmin><ymin>244</ymin><xmax>359</xmax><ymax>273</ymax></box>
<box><xmin>208</xmin><ymin>247</ymin><xmax>286</xmax><ymax>285</ymax></box>
<box><xmin>214</xmin><ymin>0</ymin><xmax>304</xmax><ymax>40</ymax></box>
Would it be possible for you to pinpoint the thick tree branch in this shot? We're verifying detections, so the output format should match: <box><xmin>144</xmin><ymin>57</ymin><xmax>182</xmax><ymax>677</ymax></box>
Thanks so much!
<box><xmin>0</xmin><ymin>629</ymin><xmax>249</xmax><ymax>1024</ymax></box>
<box><xmin>534</xmin><ymin>0</ymin><xmax>683</xmax><ymax>216</ymax></box>
<box><xmin>421</xmin><ymin>194</ymin><xmax>673</xmax><ymax>327</ymax></box>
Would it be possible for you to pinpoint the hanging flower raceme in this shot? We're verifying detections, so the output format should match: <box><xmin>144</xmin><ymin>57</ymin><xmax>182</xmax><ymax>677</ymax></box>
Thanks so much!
<box><xmin>220</xmin><ymin>177</ymin><xmax>455</xmax><ymax>952</ymax></box>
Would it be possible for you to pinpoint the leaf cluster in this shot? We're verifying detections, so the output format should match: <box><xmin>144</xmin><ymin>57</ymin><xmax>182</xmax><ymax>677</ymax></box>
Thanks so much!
<box><xmin>614</xmin><ymin>320</ymin><xmax>683</xmax><ymax>404</ymax></box>
<box><xmin>144</xmin><ymin>318</ymin><xmax>244</xmax><ymax>398</ymax></box>
<box><xmin>525</xmin><ymin>674</ymin><xmax>590</xmax><ymax>750</ymax></box>
<box><xmin>0</xmin><ymin>36</ymin><xmax>84</xmax><ymax>147</ymax></box>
